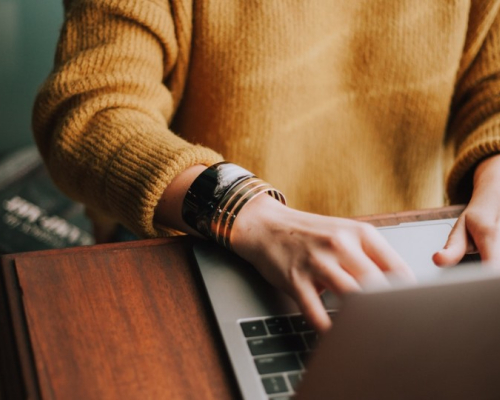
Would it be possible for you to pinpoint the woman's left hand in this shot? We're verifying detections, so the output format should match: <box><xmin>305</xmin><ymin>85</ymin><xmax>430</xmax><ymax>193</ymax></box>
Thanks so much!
<box><xmin>433</xmin><ymin>154</ymin><xmax>500</xmax><ymax>267</ymax></box>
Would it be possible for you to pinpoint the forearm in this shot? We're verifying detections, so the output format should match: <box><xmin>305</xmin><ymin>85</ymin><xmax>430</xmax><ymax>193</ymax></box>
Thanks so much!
<box><xmin>154</xmin><ymin>164</ymin><xmax>208</xmax><ymax>236</ymax></box>
<box><xmin>32</xmin><ymin>1</ymin><xmax>223</xmax><ymax>237</ymax></box>
<box><xmin>445</xmin><ymin>8</ymin><xmax>500</xmax><ymax>203</ymax></box>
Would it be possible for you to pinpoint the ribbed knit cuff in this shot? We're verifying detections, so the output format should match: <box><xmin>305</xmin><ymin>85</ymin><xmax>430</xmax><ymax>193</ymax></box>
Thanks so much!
<box><xmin>446</xmin><ymin>116</ymin><xmax>500</xmax><ymax>203</ymax></box>
<box><xmin>105</xmin><ymin>129</ymin><xmax>223</xmax><ymax>238</ymax></box>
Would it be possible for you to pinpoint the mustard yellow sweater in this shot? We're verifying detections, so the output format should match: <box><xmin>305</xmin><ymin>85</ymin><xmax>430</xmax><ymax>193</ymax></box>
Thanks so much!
<box><xmin>33</xmin><ymin>0</ymin><xmax>500</xmax><ymax>238</ymax></box>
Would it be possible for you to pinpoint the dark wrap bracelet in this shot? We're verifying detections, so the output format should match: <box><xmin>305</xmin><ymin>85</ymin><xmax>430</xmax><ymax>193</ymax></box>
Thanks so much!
<box><xmin>182</xmin><ymin>162</ymin><xmax>286</xmax><ymax>248</ymax></box>
<box><xmin>182</xmin><ymin>162</ymin><xmax>254</xmax><ymax>238</ymax></box>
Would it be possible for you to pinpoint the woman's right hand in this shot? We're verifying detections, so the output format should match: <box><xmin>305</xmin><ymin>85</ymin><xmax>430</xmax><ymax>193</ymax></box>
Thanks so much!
<box><xmin>231</xmin><ymin>194</ymin><xmax>415</xmax><ymax>333</ymax></box>
<box><xmin>155</xmin><ymin>165</ymin><xmax>415</xmax><ymax>333</ymax></box>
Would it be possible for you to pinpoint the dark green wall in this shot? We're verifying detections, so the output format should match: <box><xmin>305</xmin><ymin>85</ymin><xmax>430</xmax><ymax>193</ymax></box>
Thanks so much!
<box><xmin>0</xmin><ymin>0</ymin><xmax>63</xmax><ymax>155</ymax></box>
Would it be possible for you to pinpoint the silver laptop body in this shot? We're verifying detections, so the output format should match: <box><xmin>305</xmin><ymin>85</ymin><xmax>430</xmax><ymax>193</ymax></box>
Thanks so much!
<box><xmin>193</xmin><ymin>219</ymin><xmax>498</xmax><ymax>399</ymax></box>
<box><xmin>296</xmin><ymin>268</ymin><xmax>500</xmax><ymax>399</ymax></box>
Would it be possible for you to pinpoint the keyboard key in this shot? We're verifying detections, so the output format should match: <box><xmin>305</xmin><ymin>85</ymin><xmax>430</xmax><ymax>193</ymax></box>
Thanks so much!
<box><xmin>460</xmin><ymin>253</ymin><xmax>481</xmax><ymax>264</ymax></box>
<box><xmin>261</xmin><ymin>375</ymin><xmax>288</xmax><ymax>394</ymax></box>
<box><xmin>265</xmin><ymin>317</ymin><xmax>292</xmax><ymax>335</ymax></box>
<box><xmin>289</xmin><ymin>315</ymin><xmax>313</xmax><ymax>332</ymax></box>
<box><xmin>247</xmin><ymin>334</ymin><xmax>306</xmax><ymax>356</ymax></box>
<box><xmin>287</xmin><ymin>372</ymin><xmax>302</xmax><ymax>391</ymax></box>
<box><xmin>241</xmin><ymin>320</ymin><xmax>267</xmax><ymax>337</ymax></box>
<box><xmin>255</xmin><ymin>354</ymin><xmax>301</xmax><ymax>375</ymax></box>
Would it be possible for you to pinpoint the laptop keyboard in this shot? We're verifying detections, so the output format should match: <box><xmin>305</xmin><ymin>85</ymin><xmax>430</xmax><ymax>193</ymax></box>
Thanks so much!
<box><xmin>240</xmin><ymin>311</ymin><xmax>337</xmax><ymax>399</ymax></box>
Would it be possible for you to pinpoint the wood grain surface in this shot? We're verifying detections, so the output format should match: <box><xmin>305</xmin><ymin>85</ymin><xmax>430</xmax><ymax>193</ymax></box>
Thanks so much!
<box><xmin>8</xmin><ymin>237</ymin><xmax>240</xmax><ymax>400</ymax></box>
<box><xmin>0</xmin><ymin>206</ymin><xmax>465</xmax><ymax>399</ymax></box>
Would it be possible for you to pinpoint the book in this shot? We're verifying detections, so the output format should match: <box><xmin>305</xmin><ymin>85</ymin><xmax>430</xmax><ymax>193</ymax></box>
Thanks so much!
<box><xmin>0</xmin><ymin>146</ymin><xmax>95</xmax><ymax>254</ymax></box>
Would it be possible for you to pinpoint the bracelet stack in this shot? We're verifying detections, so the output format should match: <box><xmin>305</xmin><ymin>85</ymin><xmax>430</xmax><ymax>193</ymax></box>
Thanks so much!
<box><xmin>182</xmin><ymin>162</ymin><xmax>286</xmax><ymax>250</ymax></box>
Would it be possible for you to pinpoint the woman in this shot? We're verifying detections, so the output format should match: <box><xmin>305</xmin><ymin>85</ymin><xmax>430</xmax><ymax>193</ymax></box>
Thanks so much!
<box><xmin>33</xmin><ymin>0</ymin><xmax>500</xmax><ymax>331</ymax></box>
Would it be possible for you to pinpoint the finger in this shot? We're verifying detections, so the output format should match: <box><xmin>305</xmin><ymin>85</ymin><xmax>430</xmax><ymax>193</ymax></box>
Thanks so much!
<box><xmin>360</xmin><ymin>228</ymin><xmax>416</xmax><ymax>281</ymax></box>
<box><xmin>433</xmin><ymin>217</ymin><xmax>472</xmax><ymax>267</ymax></box>
<box><xmin>310</xmin><ymin>255</ymin><xmax>362</xmax><ymax>294</ymax></box>
<box><xmin>292</xmin><ymin>280</ymin><xmax>332</xmax><ymax>333</ymax></box>
<box><xmin>338</xmin><ymin>251</ymin><xmax>391</xmax><ymax>290</ymax></box>
<box><xmin>473</xmin><ymin>228</ymin><xmax>500</xmax><ymax>265</ymax></box>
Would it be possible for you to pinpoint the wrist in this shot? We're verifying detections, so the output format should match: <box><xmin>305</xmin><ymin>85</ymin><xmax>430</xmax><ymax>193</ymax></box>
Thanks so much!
<box><xmin>179</xmin><ymin>162</ymin><xmax>286</xmax><ymax>249</ymax></box>
<box><xmin>231</xmin><ymin>193</ymin><xmax>291</xmax><ymax>256</ymax></box>
<box><xmin>473</xmin><ymin>154</ymin><xmax>500</xmax><ymax>194</ymax></box>
<box><xmin>154</xmin><ymin>164</ymin><xmax>207</xmax><ymax>236</ymax></box>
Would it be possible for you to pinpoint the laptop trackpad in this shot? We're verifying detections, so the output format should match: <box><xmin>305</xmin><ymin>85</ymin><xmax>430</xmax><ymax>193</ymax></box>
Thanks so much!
<box><xmin>323</xmin><ymin>220</ymin><xmax>467</xmax><ymax>309</ymax></box>
<box><xmin>379</xmin><ymin>221</ymin><xmax>454</xmax><ymax>280</ymax></box>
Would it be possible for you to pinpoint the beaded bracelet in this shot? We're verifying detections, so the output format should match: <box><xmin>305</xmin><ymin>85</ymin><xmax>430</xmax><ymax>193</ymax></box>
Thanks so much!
<box><xmin>181</xmin><ymin>162</ymin><xmax>286</xmax><ymax>249</ymax></box>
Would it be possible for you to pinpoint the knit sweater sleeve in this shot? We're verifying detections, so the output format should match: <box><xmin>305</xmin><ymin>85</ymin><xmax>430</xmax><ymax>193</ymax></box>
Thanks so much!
<box><xmin>446</xmin><ymin>2</ymin><xmax>500</xmax><ymax>203</ymax></box>
<box><xmin>32</xmin><ymin>0</ymin><xmax>223</xmax><ymax>237</ymax></box>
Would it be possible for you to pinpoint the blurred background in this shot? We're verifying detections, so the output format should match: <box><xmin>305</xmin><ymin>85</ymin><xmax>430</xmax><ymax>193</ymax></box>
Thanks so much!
<box><xmin>0</xmin><ymin>2</ymin><xmax>94</xmax><ymax>254</ymax></box>
<box><xmin>0</xmin><ymin>0</ymin><xmax>63</xmax><ymax>156</ymax></box>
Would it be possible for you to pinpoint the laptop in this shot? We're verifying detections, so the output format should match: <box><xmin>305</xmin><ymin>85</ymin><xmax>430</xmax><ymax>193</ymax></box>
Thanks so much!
<box><xmin>193</xmin><ymin>219</ymin><xmax>500</xmax><ymax>399</ymax></box>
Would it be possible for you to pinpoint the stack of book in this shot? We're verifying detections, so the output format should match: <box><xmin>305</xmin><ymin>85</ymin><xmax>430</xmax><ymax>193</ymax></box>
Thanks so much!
<box><xmin>0</xmin><ymin>146</ymin><xmax>94</xmax><ymax>254</ymax></box>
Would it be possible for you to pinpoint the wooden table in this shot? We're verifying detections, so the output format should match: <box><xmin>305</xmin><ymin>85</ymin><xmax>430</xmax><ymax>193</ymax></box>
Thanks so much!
<box><xmin>0</xmin><ymin>206</ymin><xmax>464</xmax><ymax>400</ymax></box>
